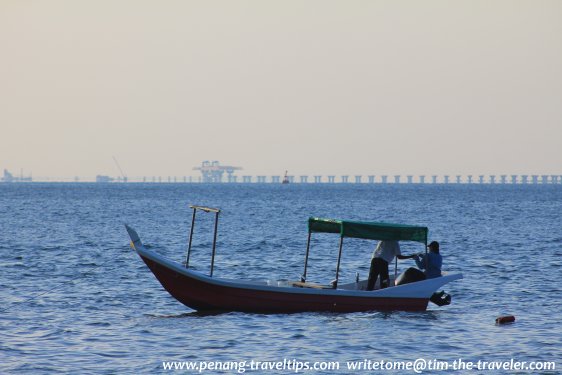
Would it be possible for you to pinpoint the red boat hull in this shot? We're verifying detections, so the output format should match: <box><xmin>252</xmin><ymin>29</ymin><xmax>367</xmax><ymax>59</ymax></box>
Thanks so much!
<box><xmin>140</xmin><ymin>255</ymin><xmax>429</xmax><ymax>313</ymax></box>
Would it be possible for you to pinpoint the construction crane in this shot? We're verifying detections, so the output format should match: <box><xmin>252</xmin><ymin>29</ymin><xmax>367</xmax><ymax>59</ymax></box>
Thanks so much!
<box><xmin>112</xmin><ymin>156</ymin><xmax>128</xmax><ymax>183</ymax></box>
<box><xmin>193</xmin><ymin>161</ymin><xmax>242</xmax><ymax>183</ymax></box>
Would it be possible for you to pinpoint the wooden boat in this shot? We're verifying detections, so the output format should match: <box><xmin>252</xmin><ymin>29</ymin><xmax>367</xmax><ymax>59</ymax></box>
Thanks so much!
<box><xmin>126</xmin><ymin>206</ymin><xmax>462</xmax><ymax>313</ymax></box>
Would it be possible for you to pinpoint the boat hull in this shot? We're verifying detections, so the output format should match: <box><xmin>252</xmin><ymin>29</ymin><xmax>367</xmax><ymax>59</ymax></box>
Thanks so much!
<box><xmin>140</xmin><ymin>255</ymin><xmax>428</xmax><ymax>313</ymax></box>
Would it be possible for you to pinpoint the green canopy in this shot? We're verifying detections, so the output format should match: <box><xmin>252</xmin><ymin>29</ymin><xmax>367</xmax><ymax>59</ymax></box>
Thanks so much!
<box><xmin>308</xmin><ymin>217</ymin><xmax>428</xmax><ymax>244</ymax></box>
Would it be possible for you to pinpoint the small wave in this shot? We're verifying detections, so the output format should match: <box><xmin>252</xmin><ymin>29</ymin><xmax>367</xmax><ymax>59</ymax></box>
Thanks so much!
<box><xmin>86</xmin><ymin>321</ymin><xmax>111</xmax><ymax>327</ymax></box>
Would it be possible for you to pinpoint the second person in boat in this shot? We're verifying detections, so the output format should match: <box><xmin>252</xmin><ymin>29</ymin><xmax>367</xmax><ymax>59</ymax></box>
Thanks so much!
<box><xmin>414</xmin><ymin>241</ymin><xmax>442</xmax><ymax>279</ymax></box>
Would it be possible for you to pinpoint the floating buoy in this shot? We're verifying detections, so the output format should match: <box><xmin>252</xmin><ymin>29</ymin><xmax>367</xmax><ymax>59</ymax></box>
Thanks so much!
<box><xmin>496</xmin><ymin>315</ymin><xmax>515</xmax><ymax>324</ymax></box>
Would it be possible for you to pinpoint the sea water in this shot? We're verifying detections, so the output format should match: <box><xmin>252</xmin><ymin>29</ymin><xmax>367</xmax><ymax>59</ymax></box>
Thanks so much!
<box><xmin>1</xmin><ymin>183</ymin><xmax>560</xmax><ymax>373</ymax></box>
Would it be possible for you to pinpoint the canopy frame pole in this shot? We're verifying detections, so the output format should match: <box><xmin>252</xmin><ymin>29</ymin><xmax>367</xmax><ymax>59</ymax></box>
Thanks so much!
<box><xmin>302</xmin><ymin>232</ymin><xmax>312</xmax><ymax>282</ymax></box>
<box><xmin>185</xmin><ymin>207</ymin><xmax>197</xmax><ymax>268</ymax></box>
<box><xmin>394</xmin><ymin>258</ymin><xmax>398</xmax><ymax>286</ymax></box>
<box><xmin>425</xmin><ymin>239</ymin><xmax>428</xmax><ymax>272</ymax></box>
<box><xmin>209</xmin><ymin>211</ymin><xmax>220</xmax><ymax>277</ymax></box>
<box><xmin>333</xmin><ymin>237</ymin><xmax>344</xmax><ymax>289</ymax></box>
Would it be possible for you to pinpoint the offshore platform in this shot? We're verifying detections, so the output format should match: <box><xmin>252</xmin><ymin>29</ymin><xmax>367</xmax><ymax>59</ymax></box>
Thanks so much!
<box><xmin>193</xmin><ymin>161</ymin><xmax>242</xmax><ymax>183</ymax></box>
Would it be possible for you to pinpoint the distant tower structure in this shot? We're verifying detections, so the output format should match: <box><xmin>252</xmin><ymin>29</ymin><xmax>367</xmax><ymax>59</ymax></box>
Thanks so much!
<box><xmin>551</xmin><ymin>175</ymin><xmax>559</xmax><ymax>184</ymax></box>
<box><xmin>300</xmin><ymin>176</ymin><xmax>308</xmax><ymax>183</ymax></box>
<box><xmin>282</xmin><ymin>171</ymin><xmax>289</xmax><ymax>184</ymax></box>
<box><xmin>355</xmin><ymin>175</ymin><xmax>362</xmax><ymax>183</ymax></box>
<box><xmin>341</xmin><ymin>175</ymin><xmax>349</xmax><ymax>183</ymax></box>
<box><xmin>368</xmin><ymin>175</ymin><xmax>375</xmax><ymax>183</ymax></box>
<box><xmin>314</xmin><ymin>176</ymin><xmax>322</xmax><ymax>183</ymax></box>
<box><xmin>242</xmin><ymin>176</ymin><xmax>252</xmax><ymax>183</ymax></box>
<box><xmin>257</xmin><ymin>176</ymin><xmax>267</xmax><ymax>183</ymax></box>
<box><xmin>531</xmin><ymin>175</ymin><xmax>539</xmax><ymax>184</ymax></box>
<box><xmin>327</xmin><ymin>176</ymin><xmax>336</xmax><ymax>183</ymax></box>
<box><xmin>478</xmin><ymin>175</ymin><xmax>484</xmax><ymax>184</ymax></box>
<box><xmin>511</xmin><ymin>175</ymin><xmax>518</xmax><ymax>184</ymax></box>
<box><xmin>500</xmin><ymin>175</ymin><xmax>507</xmax><ymax>184</ymax></box>
<box><xmin>467</xmin><ymin>175</ymin><xmax>473</xmax><ymax>184</ymax></box>
<box><xmin>489</xmin><ymin>175</ymin><xmax>496</xmax><ymax>184</ymax></box>
<box><xmin>194</xmin><ymin>161</ymin><xmax>242</xmax><ymax>183</ymax></box>
<box><xmin>419</xmin><ymin>175</ymin><xmax>426</xmax><ymax>184</ymax></box>
<box><xmin>431</xmin><ymin>175</ymin><xmax>438</xmax><ymax>184</ymax></box>
<box><xmin>443</xmin><ymin>175</ymin><xmax>450</xmax><ymax>184</ymax></box>
<box><xmin>521</xmin><ymin>175</ymin><xmax>528</xmax><ymax>184</ymax></box>
<box><xmin>381</xmin><ymin>175</ymin><xmax>388</xmax><ymax>183</ymax></box>
<box><xmin>456</xmin><ymin>175</ymin><xmax>462</xmax><ymax>184</ymax></box>
<box><xmin>541</xmin><ymin>175</ymin><xmax>549</xmax><ymax>184</ymax></box>
<box><xmin>407</xmin><ymin>175</ymin><xmax>413</xmax><ymax>184</ymax></box>
<box><xmin>271</xmin><ymin>176</ymin><xmax>281</xmax><ymax>183</ymax></box>
<box><xmin>394</xmin><ymin>175</ymin><xmax>401</xmax><ymax>184</ymax></box>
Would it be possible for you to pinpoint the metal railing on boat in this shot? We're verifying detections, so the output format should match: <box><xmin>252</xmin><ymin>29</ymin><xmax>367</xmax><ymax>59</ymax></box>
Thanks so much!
<box><xmin>184</xmin><ymin>205</ymin><xmax>221</xmax><ymax>277</ymax></box>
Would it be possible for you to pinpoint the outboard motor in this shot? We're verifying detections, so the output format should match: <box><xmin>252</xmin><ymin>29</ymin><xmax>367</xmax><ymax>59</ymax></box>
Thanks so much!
<box><xmin>430</xmin><ymin>291</ymin><xmax>451</xmax><ymax>306</ymax></box>
<box><xmin>395</xmin><ymin>267</ymin><xmax>452</xmax><ymax>306</ymax></box>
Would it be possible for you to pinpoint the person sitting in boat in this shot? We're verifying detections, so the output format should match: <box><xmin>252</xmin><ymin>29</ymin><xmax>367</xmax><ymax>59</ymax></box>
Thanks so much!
<box><xmin>367</xmin><ymin>240</ymin><xmax>416</xmax><ymax>290</ymax></box>
<box><xmin>414</xmin><ymin>241</ymin><xmax>442</xmax><ymax>279</ymax></box>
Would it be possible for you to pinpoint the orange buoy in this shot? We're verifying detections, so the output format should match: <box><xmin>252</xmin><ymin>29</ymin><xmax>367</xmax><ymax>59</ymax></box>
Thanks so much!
<box><xmin>496</xmin><ymin>315</ymin><xmax>515</xmax><ymax>324</ymax></box>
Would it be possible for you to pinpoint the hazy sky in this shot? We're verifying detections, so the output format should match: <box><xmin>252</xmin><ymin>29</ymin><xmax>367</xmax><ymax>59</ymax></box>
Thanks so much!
<box><xmin>1</xmin><ymin>1</ymin><xmax>561</xmax><ymax>179</ymax></box>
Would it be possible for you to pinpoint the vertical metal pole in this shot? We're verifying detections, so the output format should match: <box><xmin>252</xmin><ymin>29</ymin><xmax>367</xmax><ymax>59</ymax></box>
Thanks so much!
<box><xmin>209</xmin><ymin>211</ymin><xmax>220</xmax><ymax>277</ymax></box>
<box><xmin>425</xmin><ymin>240</ymin><xmax>429</xmax><ymax>273</ymax></box>
<box><xmin>185</xmin><ymin>208</ymin><xmax>197</xmax><ymax>268</ymax></box>
<box><xmin>333</xmin><ymin>237</ymin><xmax>344</xmax><ymax>289</ymax></box>
<box><xmin>394</xmin><ymin>258</ymin><xmax>398</xmax><ymax>286</ymax></box>
<box><xmin>302</xmin><ymin>232</ymin><xmax>312</xmax><ymax>281</ymax></box>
